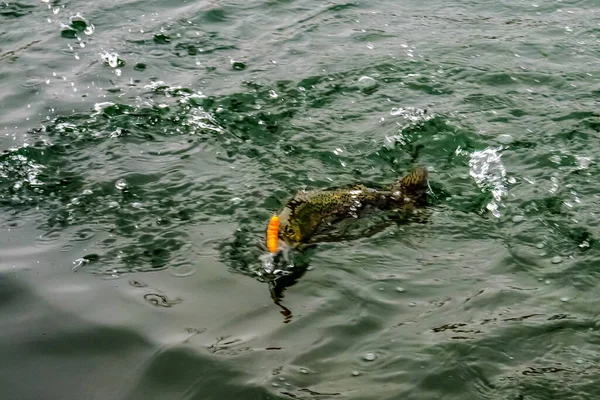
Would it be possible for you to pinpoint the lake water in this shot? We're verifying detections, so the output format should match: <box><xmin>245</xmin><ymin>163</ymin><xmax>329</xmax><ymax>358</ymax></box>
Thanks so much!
<box><xmin>1</xmin><ymin>0</ymin><xmax>599</xmax><ymax>399</ymax></box>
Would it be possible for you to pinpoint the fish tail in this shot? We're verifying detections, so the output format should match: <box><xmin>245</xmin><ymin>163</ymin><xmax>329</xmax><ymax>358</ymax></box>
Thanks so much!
<box><xmin>396</xmin><ymin>166</ymin><xmax>429</xmax><ymax>200</ymax></box>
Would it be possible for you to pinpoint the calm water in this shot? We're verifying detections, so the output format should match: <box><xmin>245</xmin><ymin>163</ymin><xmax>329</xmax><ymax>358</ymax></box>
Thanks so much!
<box><xmin>1</xmin><ymin>0</ymin><xmax>600</xmax><ymax>399</ymax></box>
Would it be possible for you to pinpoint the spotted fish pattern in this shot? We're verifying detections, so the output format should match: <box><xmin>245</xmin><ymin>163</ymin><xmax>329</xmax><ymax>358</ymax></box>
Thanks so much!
<box><xmin>275</xmin><ymin>166</ymin><xmax>429</xmax><ymax>245</ymax></box>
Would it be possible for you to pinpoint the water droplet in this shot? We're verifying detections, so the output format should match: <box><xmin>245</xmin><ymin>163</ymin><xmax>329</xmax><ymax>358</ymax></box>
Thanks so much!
<box><xmin>544</xmin><ymin>280</ymin><xmax>551</xmax><ymax>285</ymax></box>
<box><xmin>536</xmin><ymin>242</ymin><xmax>545</xmax><ymax>249</ymax></box>
<box><xmin>363</xmin><ymin>353</ymin><xmax>377</xmax><ymax>361</ymax></box>
<box><xmin>396</xmin><ymin>287</ymin><xmax>405</xmax><ymax>292</ymax></box>
<box><xmin>551</xmin><ymin>256</ymin><xmax>563</xmax><ymax>264</ymax></box>
<box><xmin>409</xmin><ymin>301</ymin><xmax>417</xmax><ymax>307</ymax></box>
<box><xmin>115</xmin><ymin>179</ymin><xmax>127</xmax><ymax>190</ymax></box>
<box><xmin>299</xmin><ymin>368</ymin><xmax>309</xmax><ymax>374</ymax></box>
<box><xmin>367</xmin><ymin>43</ymin><xmax>374</xmax><ymax>49</ymax></box>
<box><xmin>84</xmin><ymin>24</ymin><xmax>95</xmax><ymax>35</ymax></box>
<box><xmin>268</xmin><ymin>90</ymin><xmax>278</xmax><ymax>99</ymax></box>
<box><xmin>115</xmin><ymin>68</ymin><xmax>122</xmax><ymax>77</ymax></box>
<box><xmin>560</xmin><ymin>297</ymin><xmax>569</xmax><ymax>302</ymax></box>
<box><xmin>469</xmin><ymin>147</ymin><xmax>507</xmax><ymax>218</ymax></box>
<box><xmin>101</xmin><ymin>52</ymin><xmax>121</xmax><ymax>68</ymax></box>
<box><xmin>512</xmin><ymin>215</ymin><xmax>525</xmax><ymax>223</ymax></box>
<box><xmin>352</xmin><ymin>370</ymin><xmax>361</xmax><ymax>376</ymax></box>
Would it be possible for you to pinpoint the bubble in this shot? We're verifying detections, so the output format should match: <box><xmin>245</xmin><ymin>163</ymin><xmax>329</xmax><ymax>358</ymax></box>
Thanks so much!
<box><xmin>268</xmin><ymin>90</ymin><xmax>278</xmax><ymax>99</ymax></box>
<box><xmin>357</xmin><ymin>76</ymin><xmax>377</xmax><ymax>92</ymax></box>
<box><xmin>536</xmin><ymin>242</ymin><xmax>545</xmax><ymax>249</ymax></box>
<box><xmin>497</xmin><ymin>134</ymin><xmax>514</xmax><ymax>145</ymax></box>
<box><xmin>396</xmin><ymin>287</ymin><xmax>405</xmax><ymax>292</ymax></box>
<box><xmin>560</xmin><ymin>297</ymin><xmax>569</xmax><ymax>302</ymax></box>
<box><xmin>512</xmin><ymin>215</ymin><xmax>525</xmax><ymax>223</ymax></box>
<box><xmin>367</xmin><ymin>43</ymin><xmax>374</xmax><ymax>49</ymax></box>
<box><xmin>352</xmin><ymin>370</ymin><xmax>361</xmax><ymax>376</ymax></box>
<box><xmin>115</xmin><ymin>68</ymin><xmax>122</xmax><ymax>77</ymax></box>
<box><xmin>299</xmin><ymin>368</ymin><xmax>309</xmax><ymax>374</ymax></box>
<box><xmin>115</xmin><ymin>179</ymin><xmax>127</xmax><ymax>190</ymax></box>
<box><xmin>551</xmin><ymin>256</ymin><xmax>563</xmax><ymax>264</ymax></box>
<box><xmin>363</xmin><ymin>353</ymin><xmax>377</xmax><ymax>361</ymax></box>
<box><xmin>409</xmin><ymin>302</ymin><xmax>417</xmax><ymax>307</ymax></box>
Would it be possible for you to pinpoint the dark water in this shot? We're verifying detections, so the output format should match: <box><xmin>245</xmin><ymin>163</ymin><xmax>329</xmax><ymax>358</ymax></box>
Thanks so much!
<box><xmin>1</xmin><ymin>0</ymin><xmax>600</xmax><ymax>399</ymax></box>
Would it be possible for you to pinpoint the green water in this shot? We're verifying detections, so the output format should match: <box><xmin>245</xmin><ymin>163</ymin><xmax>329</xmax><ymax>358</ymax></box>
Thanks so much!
<box><xmin>1</xmin><ymin>0</ymin><xmax>600</xmax><ymax>399</ymax></box>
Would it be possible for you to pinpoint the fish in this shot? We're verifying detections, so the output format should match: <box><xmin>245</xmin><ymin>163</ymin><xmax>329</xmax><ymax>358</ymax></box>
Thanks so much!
<box><xmin>267</xmin><ymin>166</ymin><xmax>429</xmax><ymax>252</ymax></box>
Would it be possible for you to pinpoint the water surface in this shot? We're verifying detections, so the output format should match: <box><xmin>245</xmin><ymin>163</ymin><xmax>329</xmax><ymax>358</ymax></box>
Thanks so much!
<box><xmin>1</xmin><ymin>0</ymin><xmax>600</xmax><ymax>399</ymax></box>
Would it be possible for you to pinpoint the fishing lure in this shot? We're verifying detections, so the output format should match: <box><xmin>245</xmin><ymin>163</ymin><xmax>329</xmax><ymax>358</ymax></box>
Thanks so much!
<box><xmin>266</xmin><ymin>215</ymin><xmax>279</xmax><ymax>253</ymax></box>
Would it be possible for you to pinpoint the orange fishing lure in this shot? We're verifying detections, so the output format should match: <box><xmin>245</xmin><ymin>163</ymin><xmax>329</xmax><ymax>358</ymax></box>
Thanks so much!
<box><xmin>266</xmin><ymin>215</ymin><xmax>279</xmax><ymax>253</ymax></box>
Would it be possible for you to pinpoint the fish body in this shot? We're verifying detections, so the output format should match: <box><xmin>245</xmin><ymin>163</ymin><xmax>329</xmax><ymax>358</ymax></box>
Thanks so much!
<box><xmin>272</xmin><ymin>166</ymin><xmax>429</xmax><ymax>248</ymax></box>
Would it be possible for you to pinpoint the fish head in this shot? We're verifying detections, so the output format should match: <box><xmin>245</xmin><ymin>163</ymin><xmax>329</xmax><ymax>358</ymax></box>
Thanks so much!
<box><xmin>279</xmin><ymin>217</ymin><xmax>304</xmax><ymax>244</ymax></box>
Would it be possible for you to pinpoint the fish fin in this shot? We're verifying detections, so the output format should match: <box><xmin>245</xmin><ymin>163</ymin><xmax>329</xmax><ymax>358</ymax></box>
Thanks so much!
<box><xmin>399</xmin><ymin>166</ymin><xmax>428</xmax><ymax>199</ymax></box>
<box><xmin>287</xmin><ymin>198</ymin><xmax>303</xmax><ymax>213</ymax></box>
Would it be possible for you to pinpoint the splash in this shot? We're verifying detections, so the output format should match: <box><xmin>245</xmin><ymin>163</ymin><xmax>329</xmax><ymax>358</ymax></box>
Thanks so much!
<box><xmin>384</xmin><ymin>107</ymin><xmax>434</xmax><ymax>149</ymax></box>
<box><xmin>468</xmin><ymin>146</ymin><xmax>507</xmax><ymax>218</ymax></box>
<box><xmin>258</xmin><ymin>250</ymin><xmax>294</xmax><ymax>278</ymax></box>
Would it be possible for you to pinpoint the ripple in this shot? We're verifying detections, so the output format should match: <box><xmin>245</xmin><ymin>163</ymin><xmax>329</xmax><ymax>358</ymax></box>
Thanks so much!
<box><xmin>143</xmin><ymin>293</ymin><xmax>182</xmax><ymax>307</ymax></box>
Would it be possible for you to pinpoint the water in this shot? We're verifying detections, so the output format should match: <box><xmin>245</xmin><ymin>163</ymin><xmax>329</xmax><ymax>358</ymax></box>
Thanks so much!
<box><xmin>1</xmin><ymin>0</ymin><xmax>600</xmax><ymax>399</ymax></box>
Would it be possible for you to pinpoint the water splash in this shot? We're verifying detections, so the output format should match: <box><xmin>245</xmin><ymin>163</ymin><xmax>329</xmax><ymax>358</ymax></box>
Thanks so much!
<box><xmin>100</xmin><ymin>52</ymin><xmax>121</xmax><ymax>68</ymax></box>
<box><xmin>258</xmin><ymin>250</ymin><xmax>295</xmax><ymax>278</ymax></box>
<box><xmin>384</xmin><ymin>107</ymin><xmax>433</xmax><ymax>149</ymax></box>
<box><xmin>468</xmin><ymin>146</ymin><xmax>507</xmax><ymax>218</ymax></box>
